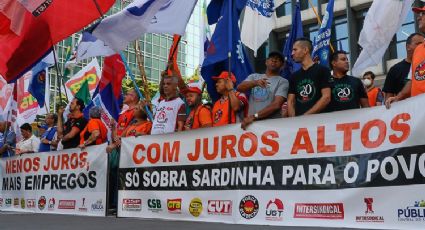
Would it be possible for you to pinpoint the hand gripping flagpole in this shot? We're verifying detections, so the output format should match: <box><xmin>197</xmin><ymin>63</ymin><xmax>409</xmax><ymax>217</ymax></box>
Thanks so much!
<box><xmin>119</xmin><ymin>52</ymin><xmax>154</xmax><ymax>121</ymax></box>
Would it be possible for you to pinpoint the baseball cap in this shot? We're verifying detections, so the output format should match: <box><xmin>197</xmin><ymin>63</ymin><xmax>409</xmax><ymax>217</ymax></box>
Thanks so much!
<box><xmin>182</xmin><ymin>83</ymin><xmax>202</xmax><ymax>94</ymax></box>
<box><xmin>413</xmin><ymin>6</ymin><xmax>425</xmax><ymax>13</ymax></box>
<box><xmin>212</xmin><ymin>71</ymin><xmax>236</xmax><ymax>83</ymax></box>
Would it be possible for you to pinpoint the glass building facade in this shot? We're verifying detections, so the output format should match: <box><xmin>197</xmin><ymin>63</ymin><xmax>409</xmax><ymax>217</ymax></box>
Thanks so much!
<box><xmin>52</xmin><ymin>0</ymin><xmax>203</xmax><ymax>88</ymax></box>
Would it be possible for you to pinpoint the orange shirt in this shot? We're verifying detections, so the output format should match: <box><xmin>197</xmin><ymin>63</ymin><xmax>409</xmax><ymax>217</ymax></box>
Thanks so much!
<box><xmin>367</xmin><ymin>87</ymin><xmax>380</xmax><ymax>107</ymax></box>
<box><xmin>122</xmin><ymin>121</ymin><xmax>152</xmax><ymax>137</ymax></box>
<box><xmin>80</xmin><ymin>118</ymin><xmax>107</xmax><ymax>145</ymax></box>
<box><xmin>411</xmin><ymin>44</ymin><xmax>425</xmax><ymax>97</ymax></box>
<box><xmin>185</xmin><ymin>106</ymin><xmax>212</xmax><ymax>130</ymax></box>
<box><xmin>116</xmin><ymin>108</ymin><xmax>135</xmax><ymax>136</ymax></box>
<box><xmin>212</xmin><ymin>92</ymin><xmax>247</xmax><ymax>127</ymax></box>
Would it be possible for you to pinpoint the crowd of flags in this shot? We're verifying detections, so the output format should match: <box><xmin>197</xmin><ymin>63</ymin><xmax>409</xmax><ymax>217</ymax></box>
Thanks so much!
<box><xmin>0</xmin><ymin>0</ymin><xmax>415</xmax><ymax>140</ymax></box>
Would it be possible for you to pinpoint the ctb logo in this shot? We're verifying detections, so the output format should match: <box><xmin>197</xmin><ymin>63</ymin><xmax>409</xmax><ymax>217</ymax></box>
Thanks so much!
<box><xmin>167</xmin><ymin>199</ymin><xmax>182</xmax><ymax>214</ymax></box>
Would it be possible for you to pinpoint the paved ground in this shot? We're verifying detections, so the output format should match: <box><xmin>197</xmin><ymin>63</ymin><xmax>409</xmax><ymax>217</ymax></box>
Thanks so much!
<box><xmin>0</xmin><ymin>212</ymin><xmax>378</xmax><ymax>230</ymax></box>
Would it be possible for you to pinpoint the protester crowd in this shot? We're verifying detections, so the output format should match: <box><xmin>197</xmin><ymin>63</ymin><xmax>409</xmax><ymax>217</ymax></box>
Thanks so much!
<box><xmin>0</xmin><ymin>4</ymin><xmax>423</xmax><ymax>212</ymax></box>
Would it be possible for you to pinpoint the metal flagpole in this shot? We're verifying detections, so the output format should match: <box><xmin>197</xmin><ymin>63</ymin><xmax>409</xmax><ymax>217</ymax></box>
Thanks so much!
<box><xmin>134</xmin><ymin>41</ymin><xmax>152</xmax><ymax>102</ymax></box>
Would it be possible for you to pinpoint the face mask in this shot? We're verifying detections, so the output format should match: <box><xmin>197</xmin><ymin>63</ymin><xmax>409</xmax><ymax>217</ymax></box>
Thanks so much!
<box><xmin>363</xmin><ymin>79</ymin><xmax>372</xmax><ymax>87</ymax></box>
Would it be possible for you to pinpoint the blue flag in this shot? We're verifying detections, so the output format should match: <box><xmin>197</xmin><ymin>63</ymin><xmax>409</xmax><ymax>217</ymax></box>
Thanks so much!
<box><xmin>84</xmin><ymin>83</ymin><xmax>121</xmax><ymax>121</ymax></box>
<box><xmin>201</xmin><ymin>0</ymin><xmax>253</xmax><ymax>102</ymax></box>
<box><xmin>28</xmin><ymin>61</ymin><xmax>50</xmax><ymax>108</ymax></box>
<box><xmin>312</xmin><ymin>0</ymin><xmax>335</xmax><ymax>67</ymax></box>
<box><xmin>281</xmin><ymin>1</ymin><xmax>303</xmax><ymax>79</ymax></box>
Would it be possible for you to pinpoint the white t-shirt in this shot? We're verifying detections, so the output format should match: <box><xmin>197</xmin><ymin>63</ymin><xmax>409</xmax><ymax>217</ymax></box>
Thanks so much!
<box><xmin>17</xmin><ymin>135</ymin><xmax>40</xmax><ymax>153</ymax></box>
<box><xmin>151</xmin><ymin>98</ymin><xmax>185</xmax><ymax>135</ymax></box>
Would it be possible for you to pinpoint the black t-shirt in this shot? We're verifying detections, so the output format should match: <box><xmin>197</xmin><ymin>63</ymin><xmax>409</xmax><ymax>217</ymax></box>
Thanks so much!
<box><xmin>62</xmin><ymin>116</ymin><xmax>87</xmax><ymax>149</ymax></box>
<box><xmin>325</xmin><ymin>75</ymin><xmax>368</xmax><ymax>112</ymax></box>
<box><xmin>288</xmin><ymin>63</ymin><xmax>331</xmax><ymax>116</ymax></box>
<box><xmin>383</xmin><ymin>60</ymin><xmax>411</xmax><ymax>95</ymax></box>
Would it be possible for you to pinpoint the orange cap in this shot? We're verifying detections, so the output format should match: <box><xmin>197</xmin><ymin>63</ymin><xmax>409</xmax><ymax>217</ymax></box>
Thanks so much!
<box><xmin>212</xmin><ymin>71</ymin><xmax>236</xmax><ymax>83</ymax></box>
<box><xmin>182</xmin><ymin>83</ymin><xmax>202</xmax><ymax>94</ymax></box>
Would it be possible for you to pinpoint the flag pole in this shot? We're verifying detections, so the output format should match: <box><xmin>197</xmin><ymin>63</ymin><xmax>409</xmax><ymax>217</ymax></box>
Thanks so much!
<box><xmin>51</xmin><ymin>42</ymin><xmax>64</xmax><ymax>109</ymax></box>
<box><xmin>119</xmin><ymin>52</ymin><xmax>154</xmax><ymax>121</ymax></box>
<box><xmin>227</xmin><ymin>0</ymin><xmax>232</xmax><ymax>78</ymax></box>
<box><xmin>133</xmin><ymin>41</ymin><xmax>151</xmax><ymax>102</ymax></box>
<box><xmin>227</xmin><ymin>0</ymin><xmax>232</xmax><ymax>124</ymax></box>
<box><xmin>165</xmin><ymin>35</ymin><xmax>182</xmax><ymax>73</ymax></box>
<box><xmin>307</xmin><ymin>0</ymin><xmax>335</xmax><ymax>53</ymax></box>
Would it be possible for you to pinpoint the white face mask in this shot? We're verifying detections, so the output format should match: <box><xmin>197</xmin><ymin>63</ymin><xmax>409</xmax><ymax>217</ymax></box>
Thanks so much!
<box><xmin>363</xmin><ymin>79</ymin><xmax>372</xmax><ymax>87</ymax></box>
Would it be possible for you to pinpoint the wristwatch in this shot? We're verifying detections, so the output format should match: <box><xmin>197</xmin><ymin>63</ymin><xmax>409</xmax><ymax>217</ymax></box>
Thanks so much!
<box><xmin>253</xmin><ymin>113</ymin><xmax>259</xmax><ymax>120</ymax></box>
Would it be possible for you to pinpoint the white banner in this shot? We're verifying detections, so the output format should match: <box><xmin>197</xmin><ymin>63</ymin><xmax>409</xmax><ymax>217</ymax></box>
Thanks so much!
<box><xmin>118</xmin><ymin>94</ymin><xmax>425</xmax><ymax>229</ymax></box>
<box><xmin>0</xmin><ymin>144</ymin><xmax>108</xmax><ymax>216</ymax></box>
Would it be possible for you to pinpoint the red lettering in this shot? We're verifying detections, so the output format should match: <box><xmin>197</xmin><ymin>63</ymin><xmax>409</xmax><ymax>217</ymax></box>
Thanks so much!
<box><xmin>238</xmin><ymin>132</ymin><xmax>258</xmax><ymax>157</ymax></box>
<box><xmin>291</xmin><ymin>128</ymin><xmax>314</xmax><ymax>154</ymax></box>
<box><xmin>147</xmin><ymin>143</ymin><xmax>161</xmax><ymax>164</ymax></box>
<box><xmin>221</xmin><ymin>135</ymin><xmax>237</xmax><ymax>159</ymax></box>
<box><xmin>389</xmin><ymin>113</ymin><xmax>411</xmax><ymax>144</ymax></box>
<box><xmin>317</xmin><ymin>126</ymin><xmax>336</xmax><ymax>153</ymax></box>
<box><xmin>361</xmin><ymin>119</ymin><xmax>386</xmax><ymax>148</ymax></box>
<box><xmin>336</xmin><ymin>122</ymin><xmax>360</xmax><ymax>151</ymax></box>
<box><xmin>260</xmin><ymin>131</ymin><xmax>279</xmax><ymax>156</ymax></box>
<box><xmin>132</xmin><ymin>144</ymin><xmax>146</xmax><ymax>164</ymax></box>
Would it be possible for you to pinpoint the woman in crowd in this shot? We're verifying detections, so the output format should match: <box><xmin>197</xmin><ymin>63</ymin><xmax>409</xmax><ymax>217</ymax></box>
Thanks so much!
<box><xmin>78</xmin><ymin>106</ymin><xmax>107</xmax><ymax>149</ymax></box>
<box><xmin>16</xmin><ymin>123</ymin><xmax>40</xmax><ymax>155</ymax></box>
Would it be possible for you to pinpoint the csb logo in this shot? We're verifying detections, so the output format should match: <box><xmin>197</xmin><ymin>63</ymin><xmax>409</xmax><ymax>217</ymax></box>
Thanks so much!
<box><xmin>148</xmin><ymin>199</ymin><xmax>162</xmax><ymax>212</ymax></box>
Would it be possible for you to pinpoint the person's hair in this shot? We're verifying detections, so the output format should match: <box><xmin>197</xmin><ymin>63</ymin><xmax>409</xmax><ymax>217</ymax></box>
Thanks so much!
<box><xmin>294</xmin><ymin>37</ymin><xmax>313</xmax><ymax>52</ymax></box>
<box><xmin>89</xmin><ymin>106</ymin><xmax>102</xmax><ymax>119</ymax></box>
<box><xmin>363</xmin><ymin>71</ymin><xmax>376</xmax><ymax>80</ymax></box>
<box><xmin>20</xmin><ymin>123</ymin><xmax>32</xmax><ymax>132</ymax></box>
<box><xmin>163</xmin><ymin>75</ymin><xmax>179</xmax><ymax>84</ymax></box>
<box><xmin>406</xmin><ymin>32</ymin><xmax>425</xmax><ymax>45</ymax></box>
<box><xmin>47</xmin><ymin>113</ymin><xmax>58</xmax><ymax>123</ymax></box>
<box><xmin>268</xmin><ymin>51</ymin><xmax>284</xmax><ymax>62</ymax></box>
<box><xmin>74</xmin><ymin>98</ymin><xmax>85</xmax><ymax>112</ymax></box>
<box><xmin>329</xmin><ymin>50</ymin><xmax>347</xmax><ymax>69</ymax></box>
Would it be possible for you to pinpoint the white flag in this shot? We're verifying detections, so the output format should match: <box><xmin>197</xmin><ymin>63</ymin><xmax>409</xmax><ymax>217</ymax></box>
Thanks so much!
<box><xmin>0</xmin><ymin>77</ymin><xmax>14</xmax><ymax>121</ymax></box>
<box><xmin>145</xmin><ymin>0</ymin><xmax>198</xmax><ymax>35</ymax></box>
<box><xmin>76</xmin><ymin>32</ymin><xmax>116</xmax><ymax>62</ymax></box>
<box><xmin>352</xmin><ymin>0</ymin><xmax>414</xmax><ymax>76</ymax></box>
<box><xmin>241</xmin><ymin>0</ymin><xmax>285</xmax><ymax>56</ymax></box>
<box><xmin>93</xmin><ymin>0</ymin><xmax>169</xmax><ymax>51</ymax></box>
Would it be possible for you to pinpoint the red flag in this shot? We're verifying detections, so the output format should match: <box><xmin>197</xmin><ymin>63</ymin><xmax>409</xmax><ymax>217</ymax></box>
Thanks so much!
<box><xmin>99</xmin><ymin>54</ymin><xmax>126</xmax><ymax>99</ymax></box>
<box><xmin>0</xmin><ymin>0</ymin><xmax>115</xmax><ymax>83</ymax></box>
<box><xmin>167</xmin><ymin>34</ymin><xmax>181</xmax><ymax>76</ymax></box>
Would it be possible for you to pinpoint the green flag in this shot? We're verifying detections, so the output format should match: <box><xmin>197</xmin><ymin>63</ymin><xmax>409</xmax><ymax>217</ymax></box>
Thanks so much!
<box><xmin>75</xmin><ymin>80</ymin><xmax>91</xmax><ymax>105</ymax></box>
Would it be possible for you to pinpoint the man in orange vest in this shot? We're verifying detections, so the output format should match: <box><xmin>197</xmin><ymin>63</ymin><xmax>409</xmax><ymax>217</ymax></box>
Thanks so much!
<box><xmin>362</xmin><ymin>71</ymin><xmax>384</xmax><ymax>107</ymax></box>
<box><xmin>183</xmin><ymin>83</ymin><xmax>212</xmax><ymax>130</ymax></box>
<box><xmin>386</xmin><ymin>6</ymin><xmax>425</xmax><ymax>108</ymax></box>
<box><xmin>211</xmin><ymin>71</ymin><xmax>248</xmax><ymax>127</ymax></box>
